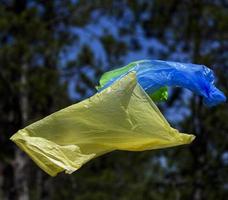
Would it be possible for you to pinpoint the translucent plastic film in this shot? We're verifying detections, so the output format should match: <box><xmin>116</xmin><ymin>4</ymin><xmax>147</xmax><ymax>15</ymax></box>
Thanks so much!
<box><xmin>96</xmin><ymin>60</ymin><xmax>168</xmax><ymax>101</ymax></box>
<box><xmin>11</xmin><ymin>73</ymin><xmax>195</xmax><ymax>176</ymax></box>
<box><xmin>98</xmin><ymin>60</ymin><xmax>226</xmax><ymax>106</ymax></box>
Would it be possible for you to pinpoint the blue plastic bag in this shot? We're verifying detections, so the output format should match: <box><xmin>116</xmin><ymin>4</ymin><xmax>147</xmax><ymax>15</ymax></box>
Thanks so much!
<box><xmin>98</xmin><ymin>60</ymin><xmax>226</xmax><ymax>106</ymax></box>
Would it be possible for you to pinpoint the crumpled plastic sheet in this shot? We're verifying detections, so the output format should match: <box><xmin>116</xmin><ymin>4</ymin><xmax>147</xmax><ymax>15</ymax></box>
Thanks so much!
<box><xmin>97</xmin><ymin>60</ymin><xmax>226</xmax><ymax>106</ymax></box>
<box><xmin>10</xmin><ymin>73</ymin><xmax>195</xmax><ymax>176</ymax></box>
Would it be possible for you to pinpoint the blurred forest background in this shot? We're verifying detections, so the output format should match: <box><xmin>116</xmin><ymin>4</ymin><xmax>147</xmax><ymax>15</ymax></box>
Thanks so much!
<box><xmin>0</xmin><ymin>0</ymin><xmax>227</xmax><ymax>200</ymax></box>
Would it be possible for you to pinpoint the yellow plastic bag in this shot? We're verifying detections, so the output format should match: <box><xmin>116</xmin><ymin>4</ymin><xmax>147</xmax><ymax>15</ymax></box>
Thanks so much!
<box><xmin>10</xmin><ymin>72</ymin><xmax>195</xmax><ymax>176</ymax></box>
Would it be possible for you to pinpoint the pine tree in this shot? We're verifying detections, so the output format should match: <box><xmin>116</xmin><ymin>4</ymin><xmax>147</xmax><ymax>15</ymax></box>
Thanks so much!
<box><xmin>0</xmin><ymin>1</ymin><xmax>74</xmax><ymax>199</ymax></box>
<box><xmin>0</xmin><ymin>0</ymin><xmax>227</xmax><ymax>199</ymax></box>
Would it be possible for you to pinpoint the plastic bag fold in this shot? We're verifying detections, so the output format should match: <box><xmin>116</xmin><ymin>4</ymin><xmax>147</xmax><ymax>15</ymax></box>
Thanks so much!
<box><xmin>97</xmin><ymin>60</ymin><xmax>226</xmax><ymax>106</ymax></box>
<box><xmin>11</xmin><ymin>73</ymin><xmax>195</xmax><ymax>176</ymax></box>
<box><xmin>96</xmin><ymin>60</ymin><xmax>168</xmax><ymax>101</ymax></box>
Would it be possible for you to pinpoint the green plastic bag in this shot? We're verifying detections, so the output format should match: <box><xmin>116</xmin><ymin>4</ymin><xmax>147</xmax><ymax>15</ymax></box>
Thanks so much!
<box><xmin>97</xmin><ymin>60</ymin><xmax>168</xmax><ymax>101</ymax></box>
<box><xmin>11</xmin><ymin>73</ymin><xmax>194</xmax><ymax>176</ymax></box>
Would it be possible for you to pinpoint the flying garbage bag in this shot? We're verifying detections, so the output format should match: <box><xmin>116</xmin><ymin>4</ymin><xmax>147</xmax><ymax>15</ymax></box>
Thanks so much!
<box><xmin>97</xmin><ymin>60</ymin><xmax>226</xmax><ymax>106</ymax></box>
<box><xmin>10</xmin><ymin>72</ymin><xmax>195</xmax><ymax>176</ymax></box>
<box><xmin>96</xmin><ymin>60</ymin><xmax>169</xmax><ymax>102</ymax></box>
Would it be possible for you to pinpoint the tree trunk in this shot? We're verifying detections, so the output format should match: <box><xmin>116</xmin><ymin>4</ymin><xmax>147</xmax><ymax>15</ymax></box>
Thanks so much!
<box><xmin>13</xmin><ymin>63</ymin><xmax>29</xmax><ymax>200</ymax></box>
